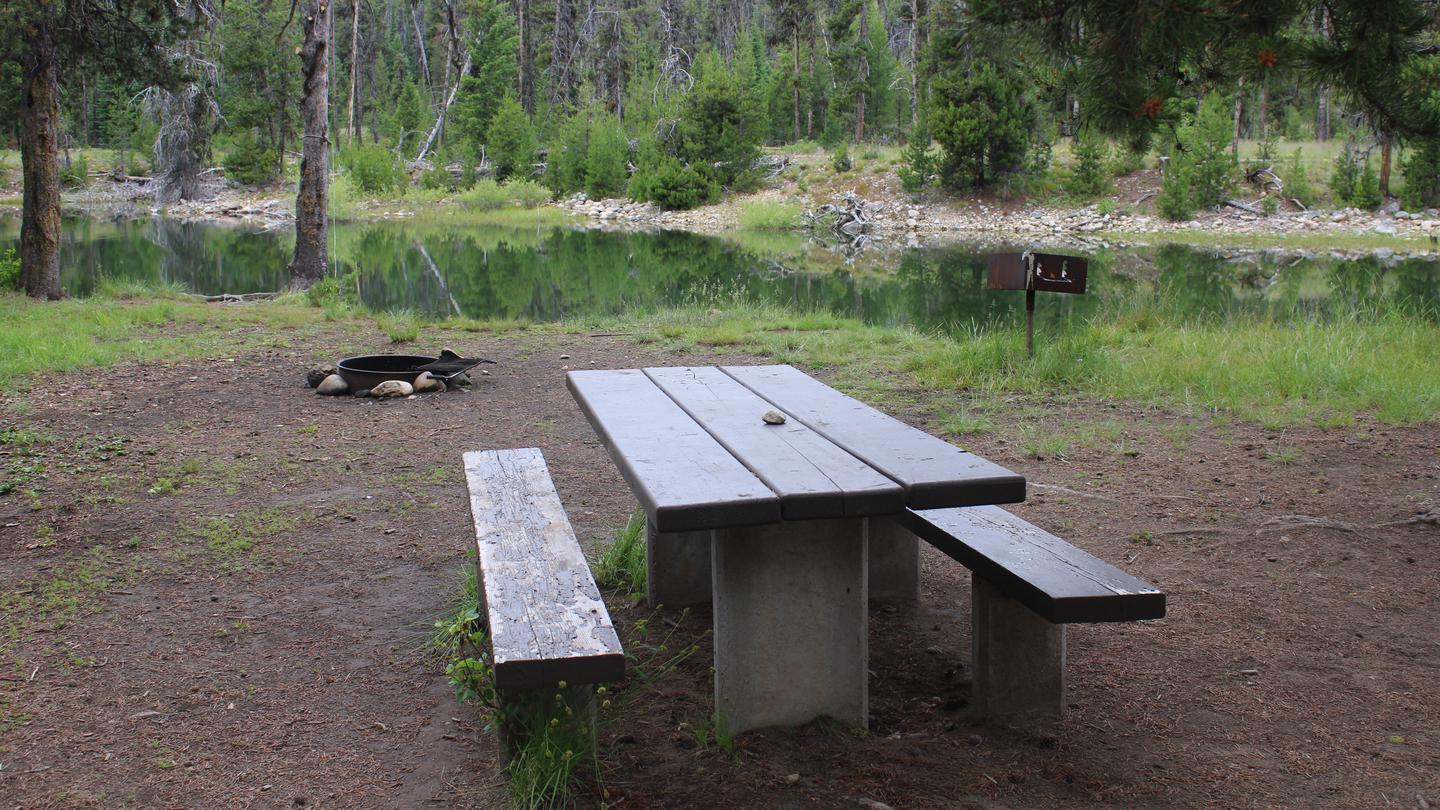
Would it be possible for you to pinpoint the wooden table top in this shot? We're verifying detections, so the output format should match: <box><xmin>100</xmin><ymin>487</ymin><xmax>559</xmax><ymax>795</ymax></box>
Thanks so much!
<box><xmin>568</xmin><ymin>364</ymin><xmax>1026</xmax><ymax>533</ymax></box>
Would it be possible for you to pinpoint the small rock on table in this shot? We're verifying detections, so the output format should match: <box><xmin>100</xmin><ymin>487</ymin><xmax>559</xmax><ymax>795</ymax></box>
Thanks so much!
<box><xmin>762</xmin><ymin>409</ymin><xmax>787</xmax><ymax>425</ymax></box>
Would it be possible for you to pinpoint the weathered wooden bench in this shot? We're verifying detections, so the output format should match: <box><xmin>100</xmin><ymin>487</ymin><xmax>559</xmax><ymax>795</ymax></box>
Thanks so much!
<box><xmin>461</xmin><ymin>448</ymin><xmax>625</xmax><ymax>750</ymax></box>
<box><xmin>896</xmin><ymin>504</ymin><xmax>1166</xmax><ymax>719</ymax></box>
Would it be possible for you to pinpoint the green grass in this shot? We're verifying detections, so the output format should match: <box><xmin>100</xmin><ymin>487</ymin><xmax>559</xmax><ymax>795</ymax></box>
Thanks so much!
<box><xmin>0</xmin><ymin>287</ymin><xmax>335</xmax><ymax>392</ymax></box>
<box><xmin>594</xmin><ymin>510</ymin><xmax>647</xmax><ymax>600</ymax></box>
<box><xmin>329</xmin><ymin>174</ymin><xmax>570</xmax><ymax>227</ymax></box>
<box><xmin>737</xmin><ymin>199</ymin><xmax>804</xmax><ymax>231</ymax></box>
<box><xmin>376</xmin><ymin>309</ymin><xmax>422</xmax><ymax>343</ymax></box>
<box><xmin>905</xmin><ymin>311</ymin><xmax>1440</xmax><ymax>426</ymax></box>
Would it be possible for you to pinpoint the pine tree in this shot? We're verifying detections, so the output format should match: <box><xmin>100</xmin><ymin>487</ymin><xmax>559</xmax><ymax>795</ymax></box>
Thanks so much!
<box><xmin>485</xmin><ymin>95</ymin><xmax>536</xmax><ymax>181</ymax></box>
<box><xmin>451</xmin><ymin>0</ymin><xmax>520</xmax><ymax>155</ymax></box>
<box><xmin>585</xmin><ymin>114</ymin><xmax>629</xmax><ymax>198</ymax></box>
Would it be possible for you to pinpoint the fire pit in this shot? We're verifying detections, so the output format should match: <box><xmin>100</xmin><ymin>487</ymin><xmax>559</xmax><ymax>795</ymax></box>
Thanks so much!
<box><xmin>335</xmin><ymin>354</ymin><xmax>438</xmax><ymax>391</ymax></box>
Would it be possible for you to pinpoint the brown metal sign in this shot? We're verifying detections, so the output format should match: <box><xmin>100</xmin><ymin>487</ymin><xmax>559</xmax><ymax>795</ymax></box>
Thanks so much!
<box><xmin>986</xmin><ymin>253</ymin><xmax>1029</xmax><ymax>291</ymax></box>
<box><xmin>1030</xmin><ymin>253</ymin><xmax>1087</xmax><ymax>294</ymax></box>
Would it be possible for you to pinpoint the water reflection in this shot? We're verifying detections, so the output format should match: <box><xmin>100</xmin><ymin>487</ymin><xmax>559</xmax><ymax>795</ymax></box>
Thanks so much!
<box><xmin>5</xmin><ymin>215</ymin><xmax>1438</xmax><ymax>329</ymax></box>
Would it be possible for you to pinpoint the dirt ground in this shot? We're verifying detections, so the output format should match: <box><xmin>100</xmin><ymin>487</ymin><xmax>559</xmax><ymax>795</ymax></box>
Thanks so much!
<box><xmin>1</xmin><ymin>315</ymin><xmax>1437</xmax><ymax>809</ymax></box>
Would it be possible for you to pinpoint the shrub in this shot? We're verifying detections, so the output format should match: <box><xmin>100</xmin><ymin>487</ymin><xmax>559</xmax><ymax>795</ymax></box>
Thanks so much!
<box><xmin>546</xmin><ymin>112</ymin><xmax>589</xmax><ymax>196</ymax></box>
<box><xmin>630</xmin><ymin>157</ymin><xmax>718</xmax><ymax>210</ymax></box>
<box><xmin>831</xmin><ymin>144</ymin><xmax>853</xmax><ymax>173</ymax></box>
<box><xmin>1352</xmin><ymin>159</ymin><xmax>1382</xmax><ymax>210</ymax></box>
<box><xmin>1109</xmin><ymin>146</ymin><xmax>1147</xmax><ymax>176</ymax></box>
<box><xmin>1402</xmin><ymin>139</ymin><xmax>1440</xmax><ymax>210</ymax></box>
<box><xmin>1159</xmin><ymin>158</ymin><xmax>1196</xmax><ymax>221</ymax></box>
<box><xmin>223</xmin><ymin>134</ymin><xmax>279</xmax><ymax>186</ymax></box>
<box><xmin>1156</xmin><ymin>95</ymin><xmax>1234</xmax><ymax>220</ymax></box>
<box><xmin>485</xmin><ymin>95</ymin><xmax>536</xmax><ymax>181</ymax></box>
<box><xmin>737</xmin><ymin>200</ymin><xmax>802</xmax><ymax>230</ymax></box>
<box><xmin>676</xmin><ymin>56</ymin><xmax>763</xmax><ymax>189</ymax></box>
<box><xmin>1184</xmin><ymin>95</ymin><xmax>1236</xmax><ymax>209</ymax></box>
<box><xmin>456</xmin><ymin>178</ymin><xmax>551</xmax><ymax>210</ymax></box>
<box><xmin>898</xmin><ymin>120</ymin><xmax>936</xmax><ymax>193</ymax></box>
<box><xmin>585</xmin><ymin>116</ymin><xmax>629</xmax><ymax>199</ymax></box>
<box><xmin>1329</xmin><ymin>141</ymin><xmax>1361</xmax><ymax>206</ymax></box>
<box><xmin>340</xmin><ymin>145</ymin><xmax>402</xmax><ymax>195</ymax></box>
<box><xmin>420</xmin><ymin>161</ymin><xmax>455</xmax><ymax>191</ymax></box>
<box><xmin>1065</xmin><ymin>132</ymin><xmax>1111</xmax><ymax>199</ymax></box>
<box><xmin>0</xmin><ymin>248</ymin><xmax>19</xmax><ymax>291</ymax></box>
<box><xmin>1285</xmin><ymin>149</ymin><xmax>1317</xmax><ymax>208</ymax></box>
<box><xmin>930</xmin><ymin>60</ymin><xmax>1038</xmax><ymax>190</ymax></box>
<box><xmin>59</xmin><ymin>154</ymin><xmax>89</xmax><ymax>189</ymax></box>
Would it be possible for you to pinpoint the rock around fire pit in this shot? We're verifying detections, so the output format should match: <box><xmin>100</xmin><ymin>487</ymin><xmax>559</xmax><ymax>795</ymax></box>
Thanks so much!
<box><xmin>307</xmin><ymin>351</ymin><xmax>492</xmax><ymax>398</ymax></box>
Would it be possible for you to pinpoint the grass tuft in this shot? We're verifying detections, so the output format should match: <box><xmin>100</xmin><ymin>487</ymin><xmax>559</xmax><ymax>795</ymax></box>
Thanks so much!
<box><xmin>594</xmin><ymin>510</ymin><xmax>647</xmax><ymax>599</ymax></box>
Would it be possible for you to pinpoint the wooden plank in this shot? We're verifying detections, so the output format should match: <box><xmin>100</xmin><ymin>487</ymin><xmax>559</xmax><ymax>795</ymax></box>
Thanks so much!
<box><xmin>899</xmin><ymin>505</ymin><xmax>1166</xmax><ymax>623</ymax></box>
<box><xmin>644</xmin><ymin>367</ymin><xmax>905</xmax><ymax>520</ymax></box>
<box><xmin>722</xmin><ymin>365</ymin><xmax>1026</xmax><ymax>508</ymax></box>
<box><xmin>567</xmin><ymin>370</ymin><xmax>781</xmax><ymax>532</ymax></box>
<box><xmin>463</xmin><ymin>448</ymin><xmax>626</xmax><ymax>690</ymax></box>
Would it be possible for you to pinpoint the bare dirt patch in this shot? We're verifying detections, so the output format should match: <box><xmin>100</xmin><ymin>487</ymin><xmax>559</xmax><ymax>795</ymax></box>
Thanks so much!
<box><xmin>1</xmin><ymin>320</ymin><xmax>1437</xmax><ymax>808</ymax></box>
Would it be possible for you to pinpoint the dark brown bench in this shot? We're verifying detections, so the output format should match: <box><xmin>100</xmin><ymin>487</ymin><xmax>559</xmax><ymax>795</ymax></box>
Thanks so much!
<box><xmin>461</xmin><ymin>448</ymin><xmax>625</xmax><ymax>749</ymax></box>
<box><xmin>898</xmin><ymin>504</ymin><xmax>1166</xmax><ymax>718</ymax></box>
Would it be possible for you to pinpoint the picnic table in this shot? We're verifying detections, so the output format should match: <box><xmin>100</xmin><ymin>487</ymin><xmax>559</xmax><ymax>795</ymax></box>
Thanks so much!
<box><xmin>568</xmin><ymin>364</ymin><xmax>1028</xmax><ymax>733</ymax></box>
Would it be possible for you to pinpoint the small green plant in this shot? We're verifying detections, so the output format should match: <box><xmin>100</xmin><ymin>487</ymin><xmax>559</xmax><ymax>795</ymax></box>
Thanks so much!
<box><xmin>1096</xmin><ymin>197</ymin><xmax>1117</xmax><ymax>216</ymax></box>
<box><xmin>0</xmin><ymin>248</ymin><xmax>19</xmax><ymax>290</ymax></box>
<box><xmin>420</xmin><ymin>161</ymin><xmax>456</xmax><ymax>192</ymax></box>
<box><xmin>1285</xmin><ymin>149</ymin><xmax>1317</xmax><ymax>208</ymax></box>
<box><xmin>630</xmin><ymin>157</ymin><xmax>718</xmax><ymax>211</ymax></box>
<box><xmin>59</xmin><ymin>154</ymin><xmax>89</xmax><ymax>188</ymax></box>
<box><xmin>223</xmin><ymin>134</ymin><xmax>279</xmax><ymax>186</ymax></box>
<box><xmin>1266</xmin><ymin>446</ymin><xmax>1303</xmax><ymax>465</ymax></box>
<box><xmin>594</xmin><ymin>510</ymin><xmax>647</xmax><ymax>599</ymax></box>
<box><xmin>147</xmin><ymin>477</ymin><xmax>178</xmax><ymax>495</ymax></box>
<box><xmin>898</xmin><ymin>122</ymin><xmax>937</xmax><ymax>193</ymax></box>
<box><xmin>1352</xmin><ymin>159</ymin><xmax>1382</xmax><ymax>210</ymax></box>
<box><xmin>1402</xmin><ymin>139</ymin><xmax>1440</xmax><ymax>210</ymax></box>
<box><xmin>486</xmin><ymin>95</ymin><xmax>538</xmax><ymax>182</ymax></box>
<box><xmin>340</xmin><ymin>145</ymin><xmax>403</xmax><ymax>195</ymax></box>
<box><xmin>433</xmin><ymin>567</ymin><xmax>605</xmax><ymax>809</ymax></box>
<box><xmin>1261</xmin><ymin>195</ymin><xmax>1279</xmax><ymax>216</ymax></box>
<box><xmin>1017</xmin><ymin>423</ymin><xmax>1070</xmax><ymax>460</ymax></box>
<box><xmin>939</xmin><ymin>411</ymin><xmax>994</xmax><ymax>436</ymax></box>
<box><xmin>1159</xmin><ymin>158</ymin><xmax>1196</xmax><ymax>220</ymax></box>
<box><xmin>1065</xmin><ymin>132</ymin><xmax>1112</xmax><ymax>199</ymax></box>
<box><xmin>831</xmin><ymin>144</ymin><xmax>853</xmax><ymax>173</ymax></box>
<box><xmin>737</xmin><ymin>200</ymin><xmax>802</xmax><ymax>231</ymax></box>
<box><xmin>377</xmin><ymin>310</ymin><xmax>421</xmax><ymax>343</ymax></box>
<box><xmin>1329</xmin><ymin>141</ymin><xmax>1362</xmax><ymax>206</ymax></box>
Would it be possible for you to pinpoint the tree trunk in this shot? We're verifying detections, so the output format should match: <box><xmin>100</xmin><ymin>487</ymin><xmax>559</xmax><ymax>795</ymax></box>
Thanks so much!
<box><xmin>791</xmin><ymin>31</ymin><xmax>801</xmax><ymax>142</ymax></box>
<box><xmin>1232</xmin><ymin>77</ymin><xmax>1244</xmax><ymax>157</ymax></box>
<box><xmin>289</xmin><ymin>0</ymin><xmax>333</xmax><ymax>288</ymax></box>
<box><xmin>1257</xmin><ymin>79</ymin><xmax>1268</xmax><ymax>141</ymax></box>
<box><xmin>1380</xmin><ymin>137</ymin><xmax>1393</xmax><ymax>198</ymax></box>
<box><xmin>515</xmin><ymin>0</ymin><xmax>531</xmax><ymax>112</ymax></box>
<box><xmin>1316</xmin><ymin>87</ymin><xmax>1331</xmax><ymax>141</ymax></box>
<box><xmin>19</xmin><ymin>43</ymin><xmax>63</xmax><ymax>300</ymax></box>
<box><xmin>347</xmin><ymin>0</ymin><xmax>361</xmax><ymax>145</ymax></box>
<box><xmin>410</xmin><ymin>0</ymin><xmax>431</xmax><ymax>87</ymax></box>
<box><xmin>908</xmin><ymin>0</ymin><xmax>919</xmax><ymax>130</ymax></box>
<box><xmin>855</xmin><ymin>1</ymin><xmax>869</xmax><ymax>142</ymax></box>
<box><xmin>806</xmin><ymin>17</ymin><xmax>816</xmax><ymax>138</ymax></box>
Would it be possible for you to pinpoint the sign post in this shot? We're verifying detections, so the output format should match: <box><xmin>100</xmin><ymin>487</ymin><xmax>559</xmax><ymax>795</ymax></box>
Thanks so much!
<box><xmin>985</xmin><ymin>252</ymin><xmax>1089</xmax><ymax>358</ymax></box>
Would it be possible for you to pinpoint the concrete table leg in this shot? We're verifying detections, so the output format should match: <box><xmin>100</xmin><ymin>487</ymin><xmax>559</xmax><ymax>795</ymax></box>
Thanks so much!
<box><xmin>970</xmin><ymin>575</ymin><xmax>1066</xmax><ymax>719</ymax></box>
<box><xmin>645</xmin><ymin>520</ymin><xmax>712</xmax><ymax>607</ymax></box>
<box><xmin>712</xmin><ymin>518</ymin><xmax>868</xmax><ymax>734</ymax></box>
<box><xmin>867</xmin><ymin>517</ymin><xmax>920</xmax><ymax>603</ymax></box>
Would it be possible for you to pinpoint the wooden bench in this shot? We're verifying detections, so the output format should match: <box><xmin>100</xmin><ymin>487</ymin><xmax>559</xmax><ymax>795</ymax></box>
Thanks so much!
<box><xmin>897</xmin><ymin>504</ymin><xmax>1165</xmax><ymax>719</ymax></box>
<box><xmin>461</xmin><ymin>448</ymin><xmax>625</xmax><ymax>748</ymax></box>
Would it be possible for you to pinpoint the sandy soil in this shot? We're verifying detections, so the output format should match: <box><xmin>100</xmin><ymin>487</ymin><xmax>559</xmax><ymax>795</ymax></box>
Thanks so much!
<box><xmin>1</xmin><ymin>316</ymin><xmax>1437</xmax><ymax>808</ymax></box>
